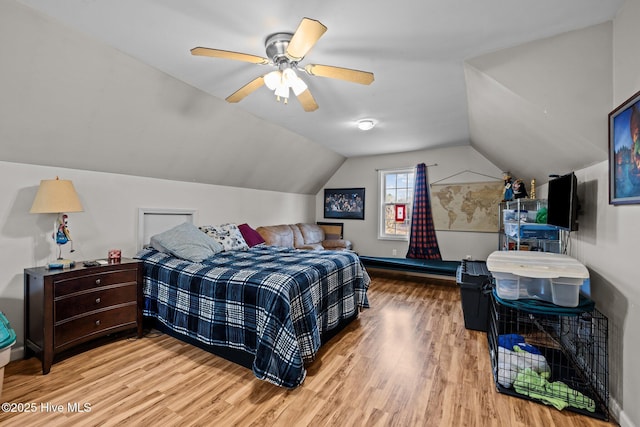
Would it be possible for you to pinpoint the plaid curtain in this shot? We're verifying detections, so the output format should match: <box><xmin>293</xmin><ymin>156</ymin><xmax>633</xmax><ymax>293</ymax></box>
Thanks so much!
<box><xmin>406</xmin><ymin>163</ymin><xmax>442</xmax><ymax>259</ymax></box>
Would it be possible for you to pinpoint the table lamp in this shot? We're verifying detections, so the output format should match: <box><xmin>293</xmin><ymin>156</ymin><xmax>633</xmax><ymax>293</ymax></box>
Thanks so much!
<box><xmin>30</xmin><ymin>177</ymin><xmax>84</xmax><ymax>269</ymax></box>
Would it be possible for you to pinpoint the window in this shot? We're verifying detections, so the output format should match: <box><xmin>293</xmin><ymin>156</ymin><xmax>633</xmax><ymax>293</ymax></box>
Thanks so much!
<box><xmin>378</xmin><ymin>168</ymin><xmax>415</xmax><ymax>240</ymax></box>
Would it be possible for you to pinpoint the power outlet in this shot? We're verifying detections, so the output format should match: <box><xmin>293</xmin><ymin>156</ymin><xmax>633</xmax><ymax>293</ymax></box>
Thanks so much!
<box><xmin>392</xmin><ymin>249</ymin><xmax>397</xmax><ymax>256</ymax></box>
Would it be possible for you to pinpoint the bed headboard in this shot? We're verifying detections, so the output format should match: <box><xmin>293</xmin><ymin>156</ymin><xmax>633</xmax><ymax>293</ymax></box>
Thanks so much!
<box><xmin>137</xmin><ymin>208</ymin><xmax>197</xmax><ymax>251</ymax></box>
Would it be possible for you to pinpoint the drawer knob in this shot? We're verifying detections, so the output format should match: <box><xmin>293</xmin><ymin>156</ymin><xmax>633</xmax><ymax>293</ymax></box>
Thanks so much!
<box><xmin>95</xmin><ymin>320</ymin><xmax>101</xmax><ymax>326</ymax></box>
<box><xmin>95</xmin><ymin>279</ymin><xmax>101</xmax><ymax>285</ymax></box>
<box><xmin>95</xmin><ymin>297</ymin><xmax>101</xmax><ymax>304</ymax></box>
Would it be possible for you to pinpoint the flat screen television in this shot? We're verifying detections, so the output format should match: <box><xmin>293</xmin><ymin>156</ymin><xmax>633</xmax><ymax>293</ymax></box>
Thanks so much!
<box><xmin>547</xmin><ymin>172</ymin><xmax>579</xmax><ymax>231</ymax></box>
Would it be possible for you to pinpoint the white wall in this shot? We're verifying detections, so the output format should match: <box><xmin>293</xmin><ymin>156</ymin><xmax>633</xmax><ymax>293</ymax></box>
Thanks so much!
<box><xmin>0</xmin><ymin>160</ymin><xmax>315</xmax><ymax>358</ymax></box>
<box><xmin>0</xmin><ymin>0</ymin><xmax>344</xmax><ymax>195</ymax></box>
<box><xmin>316</xmin><ymin>145</ymin><xmax>504</xmax><ymax>261</ymax></box>
<box><xmin>566</xmin><ymin>162</ymin><xmax>639</xmax><ymax>427</ymax></box>
<box><xmin>466</xmin><ymin>21</ymin><xmax>612</xmax><ymax>186</ymax></box>
<box><xmin>565</xmin><ymin>2</ymin><xmax>640</xmax><ymax>426</ymax></box>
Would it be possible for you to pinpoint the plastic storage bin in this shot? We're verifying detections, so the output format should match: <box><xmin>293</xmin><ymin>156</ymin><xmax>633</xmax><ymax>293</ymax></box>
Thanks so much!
<box><xmin>519</xmin><ymin>224</ymin><xmax>559</xmax><ymax>240</ymax></box>
<box><xmin>0</xmin><ymin>312</ymin><xmax>16</xmax><ymax>397</ymax></box>
<box><xmin>456</xmin><ymin>260</ymin><xmax>493</xmax><ymax>332</ymax></box>
<box><xmin>503</xmin><ymin>209</ymin><xmax>528</xmax><ymax>222</ymax></box>
<box><xmin>486</xmin><ymin>251</ymin><xmax>589</xmax><ymax>307</ymax></box>
<box><xmin>504</xmin><ymin>223</ymin><xmax>559</xmax><ymax>240</ymax></box>
<box><xmin>459</xmin><ymin>281</ymin><xmax>491</xmax><ymax>331</ymax></box>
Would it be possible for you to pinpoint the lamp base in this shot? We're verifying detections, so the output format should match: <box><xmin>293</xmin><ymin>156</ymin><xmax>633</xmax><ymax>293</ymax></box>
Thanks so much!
<box><xmin>47</xmin><ymin>259</ymin><xmax>75</xmax><ymax>270</ymax></box>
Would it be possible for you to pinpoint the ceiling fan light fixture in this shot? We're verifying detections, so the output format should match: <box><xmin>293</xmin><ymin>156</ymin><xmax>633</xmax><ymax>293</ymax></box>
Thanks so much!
<box><xmin>281</xmin><ymin>67</ymin><xmax>296</xmax><ymax>79</ymax></box>
<box><xmin>192</xmin><ymin>17</ymin><xmax>372</xmax><ymax>111</ymax></box>
<box><xmin>274</xmin><ymin>84</ymin><xmax>290</xmax><ymax>102</ymax></box>
<box><xmin>289</xmin><ymin>73</ymin><xmax>308</xmax><ymax>96</ymax></box>
<box><xmin>264</xmin><ymin>70</ymin><xmax>281</xmax><ymax>90</ymax></box>
<box><xmin>357</xmin><ymin>119</ymin><xmax>376</xmax><ymax>131</ymax></box>
<box><xmin>291</xmin><ymin>79</ymin><xmax>307</xmax><ymax>96</ymax></box>
<box><xmin>265</xmin><ymin>67</ymin><xmax>307</xmax><ymax>102</ymax></box>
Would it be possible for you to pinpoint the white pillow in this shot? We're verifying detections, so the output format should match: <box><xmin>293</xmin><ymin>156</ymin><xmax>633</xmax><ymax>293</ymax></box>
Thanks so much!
<box><xmin>199</xmin><ymin>223</ymin><xmax>249</xmax><ymax>251</ymax></box>
<box><xmin>150</xmin><ymin>222</ymin><xmax>223</xmax><ymax>262</ymax></box>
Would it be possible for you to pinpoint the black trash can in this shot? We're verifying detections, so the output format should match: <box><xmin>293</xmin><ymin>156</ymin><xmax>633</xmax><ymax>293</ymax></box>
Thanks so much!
<box><xmin>456</xmin><ymin>260</ymin><xmax>492</xmax><ymax>332</ymax></box>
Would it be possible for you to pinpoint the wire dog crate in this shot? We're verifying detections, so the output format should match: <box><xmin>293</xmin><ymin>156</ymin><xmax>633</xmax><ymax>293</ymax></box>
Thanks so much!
<box><xmin>488</xmin><ymin>293</ymin><xmax>609</xmax><ymax>420</ymax></box>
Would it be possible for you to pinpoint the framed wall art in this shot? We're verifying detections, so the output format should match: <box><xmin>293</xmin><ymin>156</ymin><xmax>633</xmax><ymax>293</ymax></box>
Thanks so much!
<box><xmin>323</xmin><ymin>188</ymin><xmax>365</xmax><ymax>220</ymax></box>
<box><xmin>609</xmin><ymin>89</ymin><xmax>640</xmax><ymax>205</ymax></box>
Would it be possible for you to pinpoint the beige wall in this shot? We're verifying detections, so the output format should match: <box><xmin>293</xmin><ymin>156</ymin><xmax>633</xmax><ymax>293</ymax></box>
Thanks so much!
<box><xmin>0</xmin><ymin>160</ymin><xmax>315</xmax><ymax>356</ymax></box>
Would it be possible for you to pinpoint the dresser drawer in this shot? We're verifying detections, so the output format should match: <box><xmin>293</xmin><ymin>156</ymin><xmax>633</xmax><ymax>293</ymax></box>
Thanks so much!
<box><xmin>55</xmin><ymin>304</ymin><xmax>137</xmax><ymax>350</ymax></box>
<box><xmin>55</xmin><ymin>283</ymin><xmax>138</xmax><ymax>322</ymax></box>
<box><xmin>54</xmin><ymin>269</ymin><xmax>137</xmax><ymax>297</ymax></box>
<box><xmin>25</xmin><ymin>259</ymin><xmax>142</xmax><ymax>374</ymax></box>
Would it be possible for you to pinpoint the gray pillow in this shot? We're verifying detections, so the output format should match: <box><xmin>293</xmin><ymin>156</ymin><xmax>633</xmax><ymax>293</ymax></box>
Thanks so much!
<box><xmin>150</xmin><ymin>222</ymin><xmax>223</xmax><ymax>262</ymax></box>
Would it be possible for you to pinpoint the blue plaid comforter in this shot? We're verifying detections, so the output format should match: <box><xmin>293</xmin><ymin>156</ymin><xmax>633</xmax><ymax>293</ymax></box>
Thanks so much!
<box><xmin>135</xmin><ymin>246</ymin><xmax>370</xmax><ymax>388</ymax></box>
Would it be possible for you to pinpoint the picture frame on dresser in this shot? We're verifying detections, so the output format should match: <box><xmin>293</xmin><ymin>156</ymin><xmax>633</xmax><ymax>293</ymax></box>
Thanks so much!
<box><xmin>608</xmin><ymin>88</ymin><xmax>640</xmax><ymax>205</ymax></box>
<box><xmin>323</xmin><ymin>188</ymin><xmax>365</xmax><ymax>220</ymax></box>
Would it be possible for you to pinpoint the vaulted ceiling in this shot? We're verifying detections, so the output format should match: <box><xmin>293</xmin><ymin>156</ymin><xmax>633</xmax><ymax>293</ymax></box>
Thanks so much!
<box><xmin>1</xmin><ymin>0</ymin><xmax>624</xmax><ymax>192</ymax></box>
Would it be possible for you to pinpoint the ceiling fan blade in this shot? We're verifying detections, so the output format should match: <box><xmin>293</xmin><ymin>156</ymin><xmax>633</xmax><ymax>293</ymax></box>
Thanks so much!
<box><xmin>226</xmin><ymin>76</ymin><xmax>265</xmax><ymax>103</ymax></box>
<box><xmin>286</xmin><ymin>18</ymin><xmax>327</xmax><ymax>61</ymax></box>
<box><xmin>304</xmin><ymin>64</ymin><xmax>374</xmax><ymax>85</ymax></box>
<box><xmin>191</xmin><ymin>47</ymin><xmax>269</xmax><ymax>65</ymax></box>
<box><xmin>296</xmin><ymin>88</ymin><xmax>319</xmax><ymax>112</ymax></box>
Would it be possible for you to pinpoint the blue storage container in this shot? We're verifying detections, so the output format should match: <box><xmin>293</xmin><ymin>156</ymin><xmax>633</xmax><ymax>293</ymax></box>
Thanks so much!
<box><xmin>0</xmin><ymin>312</ymin><xmax>16</xmax><ymax>350</ymax></box>
<box><xmin>519</xmin><ymin>224</ymin><xmax>559</xmax><ymax>240</ymax></box>
<box><xmin>0</xmin><ymin>311</ymin><xmax>16</xmax><ymax>397</ymax></box>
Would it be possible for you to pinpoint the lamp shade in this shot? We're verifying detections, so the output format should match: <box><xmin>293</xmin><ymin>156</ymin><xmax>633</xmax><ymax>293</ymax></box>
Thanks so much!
<box><xmin>264</xmin><ymin>70</ymin><xmax>281</xmax><ymax>90</ymax></box>
<box><xmin>274</xmin><ymin>84</ymin><xmax>290</xmax><ymax>99</ymax></box>
<box><xmin>30</xmin><ymin>178</ymin><xmax>84</xmax><ymax>214</ymax></box>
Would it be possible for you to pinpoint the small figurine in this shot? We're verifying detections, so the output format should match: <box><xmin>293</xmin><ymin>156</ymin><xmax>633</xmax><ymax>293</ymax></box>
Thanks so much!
<box><xmin>513</xmin><ymin>179</ymin><xmax>528</xmax><ymax>199</ymax></box>
<box><xmin>503</xmin><ymin>174</ymin><xmax>514</xmax><ymax>201</ymax></box>
<box><xmin>530</xmin><ymin>179</ymin><xmax>536</xmax><ymax>199</ymax></box>
<box><xmin>53</xmin><ymin>214</ymin><xmax>74</xmax><ymax>259</ymax></box>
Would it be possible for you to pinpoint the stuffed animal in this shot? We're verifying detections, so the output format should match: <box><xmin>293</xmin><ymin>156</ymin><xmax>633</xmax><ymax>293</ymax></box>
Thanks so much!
<box><xmin>513</xmin><ymin>179</ymin><xmax>528</xmax><ymax>199</ymax></box>
<box><xmin>503</xmin><ymin>175</ymin><xmax>514</xmax><ymax>201</ymax></box>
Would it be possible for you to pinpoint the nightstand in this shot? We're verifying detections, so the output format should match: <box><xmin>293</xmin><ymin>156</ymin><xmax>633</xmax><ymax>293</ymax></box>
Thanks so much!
<box><xmin>24</xmin><ymin>258</ymin><xmax>143</xmax><ymax>374</ymax></box>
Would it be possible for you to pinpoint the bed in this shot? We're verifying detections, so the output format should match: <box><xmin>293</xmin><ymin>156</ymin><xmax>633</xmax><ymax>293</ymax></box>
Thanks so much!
<box><xmin>134</xmin><ymin>211</ymin><xmax>370</xmax><ymax>388</ymax></box>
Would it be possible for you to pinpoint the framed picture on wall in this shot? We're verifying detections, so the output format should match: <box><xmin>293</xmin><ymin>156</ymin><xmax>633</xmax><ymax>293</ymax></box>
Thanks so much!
<box><xmin>609</xmin><ymin>88</ymin><xmax>640</xmax><ymax>205</ymax></box>
<box><xmin>324</xmin><ymin>188</ymin><xmax>365</xmax><ymax>220</ymax></box>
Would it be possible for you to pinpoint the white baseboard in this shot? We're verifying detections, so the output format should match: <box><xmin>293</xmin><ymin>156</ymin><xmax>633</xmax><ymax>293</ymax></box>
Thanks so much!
<box><xmin>610</xmin><ymin>396</ymin><xmax>637</xmax><ymax>427</ymax></box>
<box><xmin>10</xmin><ymin>345</ymin><xmax>24</xmax><ymax>362</ymax></box>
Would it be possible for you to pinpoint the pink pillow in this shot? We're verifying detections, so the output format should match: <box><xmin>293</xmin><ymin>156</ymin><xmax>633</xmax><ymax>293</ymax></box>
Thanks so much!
<box><xmin>238</xmin><ymin>223</ymin><xmax>265</xmax><ymax>247</ymax></box>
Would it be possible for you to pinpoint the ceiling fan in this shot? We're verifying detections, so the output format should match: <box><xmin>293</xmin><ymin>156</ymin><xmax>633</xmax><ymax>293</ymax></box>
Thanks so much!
<box><xmin>190</xmin><ymin>17</ymin><xmax>374</xmax><ymax>112</ymax></box>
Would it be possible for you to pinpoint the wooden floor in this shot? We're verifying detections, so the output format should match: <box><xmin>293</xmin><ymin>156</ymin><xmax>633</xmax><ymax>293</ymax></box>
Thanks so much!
<box><xmin>0</xmin><ymin>274</ymin><xmax>616</xmax><ymax>427</ymax></box>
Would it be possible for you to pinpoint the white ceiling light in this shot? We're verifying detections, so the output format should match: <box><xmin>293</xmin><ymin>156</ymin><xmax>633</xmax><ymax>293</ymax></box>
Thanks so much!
<box><xmin>357</xmin><ymin>119</ymin><xmax>376</xmax><ymax>131</ymax></box>
<box><xmin>264</xmin><ymin>70</ymin><xmax>281</xmax><ymax>90</ymax></box>
<box><xmin>285</xmin><ymin>68</ymin><xmax>308</xmax><ymax>96</ymax></box>
<box><xmin>263</xmin><ymin>66</ymin><xmax>308</xmax><ymax>104</ymax></box>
